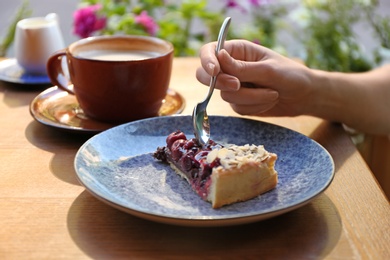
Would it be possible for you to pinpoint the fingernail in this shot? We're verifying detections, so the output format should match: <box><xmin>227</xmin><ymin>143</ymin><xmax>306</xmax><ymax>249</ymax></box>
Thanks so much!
<box><xmin>226</xmin><ymin>78</ymin><xmax>240</xmax><ymax>91</ymax></box>
<box><xmin>267</xmin><ymin>90</ymin><xmax>279</xmax><ymax>100</ymax></box>
<box><xmin>207</xmin><ymin>63</ymin><xmax>215</xmax><ymax>75</ymax></box>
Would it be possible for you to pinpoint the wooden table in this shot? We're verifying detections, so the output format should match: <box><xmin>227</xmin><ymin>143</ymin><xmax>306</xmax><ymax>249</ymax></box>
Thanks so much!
<box><xmin>0</xmin><ymin>57</ymin><xmax>389</xmax><ymax>259</ymax></box>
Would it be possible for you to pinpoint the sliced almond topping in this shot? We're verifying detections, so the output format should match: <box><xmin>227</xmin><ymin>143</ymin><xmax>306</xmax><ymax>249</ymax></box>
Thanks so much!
<box><xmin>206</xmin><ymin>149</ymin><xmax>219</xmax><ymax>164</ymax></box>
<box><xmin>206</xmin><ymin>143</ymin><xmax>270</xmax><ymax>169</ymax></box>
<box><xmin>220</xmin><ymin>144</ymin><xmax>269</xmax><ymax>169</ymax></box>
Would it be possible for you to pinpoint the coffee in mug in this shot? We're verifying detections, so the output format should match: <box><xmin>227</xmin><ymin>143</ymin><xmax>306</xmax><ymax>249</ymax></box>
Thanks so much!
<box><xmin>47</xmin><ymin>35</ymin><xmax>174</xmax><ymax>123</ymax></box>
<box><xmin>76</xmin><ymin>50</ymin><xmax>159</xmax><ymax>61</ymax></box>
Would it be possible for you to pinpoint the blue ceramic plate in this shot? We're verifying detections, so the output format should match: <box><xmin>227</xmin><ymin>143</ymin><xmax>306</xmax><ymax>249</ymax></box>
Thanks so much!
<box><xmin>0</xmin><ymin>58</ymin><xmax>50</xmax><ymax>84</ymax></box>
<box><xmin>75</xmin><ymin>115</ymin><xmax>335</xmax><ymax>227</ymax></box>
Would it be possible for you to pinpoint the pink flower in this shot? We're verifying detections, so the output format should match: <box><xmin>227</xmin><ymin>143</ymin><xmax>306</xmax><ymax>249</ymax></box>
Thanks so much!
<box><xmin>249</xmin><ymin>0</ymin><xmax>260</xmax><ymax>6</ymax></box>
<box><xmin>252</xmin><ymin>39</ymin><xmax>261</xmax><ymax>45</ymax></box>
<box><xmin>226</xmin><ymin>0</ymin><xmax>239</xmax><ymax>8</ymax></box>
<box><xmin>249</xmin><ymin>0</ymin><xmax>270</xmax><ymax>6</ymax></box>
<box><xmin>135</xmin><ymin>11</ymin><xmax>158</xmax><ymax>36</ymax></box>
<box><xmin>225</xmin><ymin>0</ymin><xmax>246</xmax><ymax>12</ymax></box>
<box><xmin>73</xmin><ymin>4</ymin><xmax>106</xmax><ymax>38</ymax></box>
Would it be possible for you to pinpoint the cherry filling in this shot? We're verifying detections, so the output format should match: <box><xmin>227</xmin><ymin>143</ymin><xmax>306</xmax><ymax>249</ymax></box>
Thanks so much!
<box><xmin>153</xmin><ymin>130</ymin><xmax>223</xmax><ymax>198</ymax></box>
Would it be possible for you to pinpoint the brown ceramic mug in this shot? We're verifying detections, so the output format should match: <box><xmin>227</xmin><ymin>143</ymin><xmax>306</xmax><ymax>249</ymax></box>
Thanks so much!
<box><xmin>47</xmin><ymin>35</ymin><xmax>174</xmax><ymax>123</ymax></box>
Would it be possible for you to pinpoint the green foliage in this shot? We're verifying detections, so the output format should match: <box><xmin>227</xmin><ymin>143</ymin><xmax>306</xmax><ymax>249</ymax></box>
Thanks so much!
<box><xmin>74</xmin><ymin>0</ymin><xmax>390</xmax><ymax>70</ymax></box>
<box><xmin>246</xmin><ymin>2</ymin><xmax>288</xmax><ymax>48</ymax></box>
<box><xmin>3</xmin><ymin>0</ymin><xmax>390</xmax><ymax>72</ymax></box>
<box><xmin>301</xmin><ymin>0</ymin><xmax>373</xmax><ymax>72</ymax></box>
<box><xmin>362</xmin><ymin>0</ymin><xmax>390</xmax><ymax>64</ymax></box>
<box><xmin>79</xmin><ymin>0</ymin><xmax>223</xmax><ymax>56</ymax></box>
<box><xmin>0</xmin><ymin>1</ymin><xmax>32</xmax><ymax>57</ymax></box>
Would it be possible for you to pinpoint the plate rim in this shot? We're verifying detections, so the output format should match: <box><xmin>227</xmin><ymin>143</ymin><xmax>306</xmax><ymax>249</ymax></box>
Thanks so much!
<box><xmin>75</xmin><ymin>115</ymin><xmax>335</xmax><ymax>226</ymax></box>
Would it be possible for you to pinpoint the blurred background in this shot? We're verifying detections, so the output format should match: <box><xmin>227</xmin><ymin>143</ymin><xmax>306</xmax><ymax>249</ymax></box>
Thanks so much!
<box><xmin>0</xmin><ymin>0</ymin><xmax>79</xmax><ymax>53</ymax></box>
<box><xmin>1</xmin><ymin>0</ymin><xmax>390</xmax><ymax>67</ymax></box>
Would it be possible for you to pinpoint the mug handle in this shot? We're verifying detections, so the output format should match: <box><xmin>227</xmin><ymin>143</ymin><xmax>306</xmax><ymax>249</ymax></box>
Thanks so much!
<box><xmin>46</xmin><ymin>49</ymin><xmax>74</xmax><ymax>94</ymax></box>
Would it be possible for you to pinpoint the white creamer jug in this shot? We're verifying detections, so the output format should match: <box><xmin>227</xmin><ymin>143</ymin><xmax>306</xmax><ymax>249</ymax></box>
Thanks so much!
<box><xmin>14</xmin><ymin>13</ymin><xmax>65</xmax><ymax>75</ymax></box>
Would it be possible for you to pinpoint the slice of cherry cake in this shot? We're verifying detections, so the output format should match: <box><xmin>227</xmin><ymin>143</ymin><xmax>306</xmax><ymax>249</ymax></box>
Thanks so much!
<box><xmin>153</xmin><ymin>130</ymin><xmax>278</xmax><ymax>208</ymax></box>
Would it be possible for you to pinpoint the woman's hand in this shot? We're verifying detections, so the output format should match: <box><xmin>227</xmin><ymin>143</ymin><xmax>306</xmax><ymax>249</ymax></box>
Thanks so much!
<box><xmin>196</xmin><ymin>39</ymin><xmax>390</xmax><ymax>135</ymax></box>
<box><xmin>196</xmin><ymin>40</ymin><xmax>316</xmax><ymax>117</ymax></box>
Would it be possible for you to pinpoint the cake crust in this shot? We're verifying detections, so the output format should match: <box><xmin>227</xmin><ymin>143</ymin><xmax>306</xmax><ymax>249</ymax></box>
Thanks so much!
<box><xmin>208</xmin><ymin>154</ymin><xmax>277</xmax><ymax>208</ymax></box>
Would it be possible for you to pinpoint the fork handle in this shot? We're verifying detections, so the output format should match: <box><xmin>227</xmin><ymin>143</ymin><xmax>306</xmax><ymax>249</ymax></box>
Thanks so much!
<box><xmin>203</xmin><ymin>17</ymin><xmax>231</xmax><ymax>103</ymax></box>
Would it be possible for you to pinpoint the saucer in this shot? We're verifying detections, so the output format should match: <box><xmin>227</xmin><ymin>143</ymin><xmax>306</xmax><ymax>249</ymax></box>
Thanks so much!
<box><xmin>30</xmin><ymin>86</ymin><xmax>185</xmax><ymax>133</ymax></box>
<box><xmin>0</xmin><ymin>58</ymin><xmax>51</xmax><ymax>84</ymax></box>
